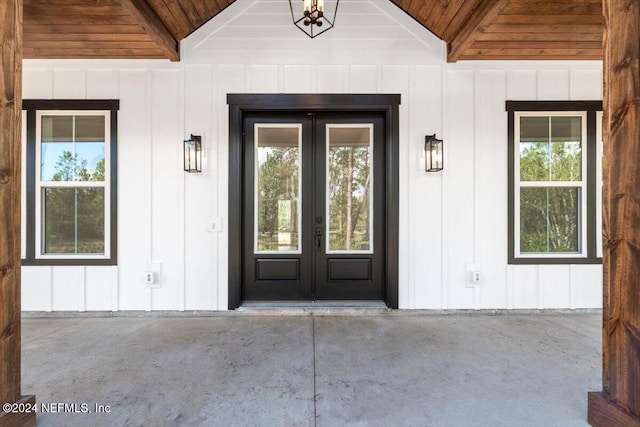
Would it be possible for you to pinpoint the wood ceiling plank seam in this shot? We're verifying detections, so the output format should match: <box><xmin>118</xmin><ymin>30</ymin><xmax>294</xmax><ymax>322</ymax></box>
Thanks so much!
<box><xmin>483</xmin><ymin>23</ymin><xmax>603</xmax><ymax>33</ymax></box>
<box><xmin>493</xmin><ymin>14</ymin><xmax>604</xmax><ymax>25</ymax></box>
<box><xmin>447</xmin><ymin>0</ymin><xmax>510</xmax><ymax>62</ymax></box>
<box><xmin>24</xmin><ymin>5</ymin><xmax>129</xmax><ymax>15</ymax></box>
<box><xmin>440</xmin><ymin>0</ymin><xmax>482</xmax><ymax>41</ymax></box>
<box><xmin>511</xmin><ymin>0</ymin><xmax>601</xmax><ymax>3</ymax></box>
<box><xmin>27</xmin><ymin>0</ymin><xmax>122</xmax><ymax>4</ymax></box>
<box><xmin>144</xmin><ymin>0</ymin><xmax>185</xmax><ymax>38</ymax></box>
<box><xmin>474</xmin><ymin>31</ymin><xmax>602</xmax><ymax>42</ymax></box>
<box><xmin>23</xmin><ymin>14</ymin><xmax>139</xmax><ymax>25</ymax></box>
<box><xmin>120</xmin><ymin>0</ymin><xmax>180</xmax><ymax>61</ymax></box>
<box><xmin>161</xmin><ymin>0</ymin><xmax>196</xmax><ymax>39</ymax></box>
<box><xmin>462</xmin><ymin>48</ymin><xmax>603</xmax><ymax>57</ymax></box>
<box><xmin>24</xmin><ymin>52</ymin><xmax>167</xmax><ymax>58</ymax></box>
<box><xmin>185</xmin><ymin>0</ymin><xmax>210</xmax><ymax>25</ymax></box>
<box><xmin>458</xmin><ymin>54</ymin><xmax>603</xmax><ymax>60</ymax></box>
<box><xmin>29</xmin><ymin>41</ymin><xmax>163</xmax><ymax>48</ymax></box>
<box><xmin>24</xmin><ymin>33</ymin><xmax>155</xmax><ymax>41</ymax></box>
<box><xmin>471</xmin><ymin>40</ymin><xmax>603</xmax><ymax>49</ymax></box>
<box><xmin>501</xmin><ymin>2</ymin><xmax>603</xmax><ymax>15</ymax></box>
<box><xmin>23</xmin><ymin>23</ymin><xmax>148</xmax><ymax>33</ymax></box>
<box><xmin>176</xmin><ymin>0</ymin><xmax>205</xmax><ymax>28</ymax></box>
<box><xmin>422</xmin><ymin>1</ymin><xmax>455</xmax><ymax>37</ymax></box>
<box><xmin>24</xmin><ymin>47</ymin><xmax>167</xmax><ymax>55</ymax></box>
<box><xmin>424</xmin><ymin>0</ymin><xmax>462</xmax><ymax>37</ymax></box>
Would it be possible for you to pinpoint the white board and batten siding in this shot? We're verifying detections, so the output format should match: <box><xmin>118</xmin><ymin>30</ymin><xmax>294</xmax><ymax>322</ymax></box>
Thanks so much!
<box><xmin>20</xmin><ymin>0</ymin><xmax>603</xmax><ymax>311</ymax></box>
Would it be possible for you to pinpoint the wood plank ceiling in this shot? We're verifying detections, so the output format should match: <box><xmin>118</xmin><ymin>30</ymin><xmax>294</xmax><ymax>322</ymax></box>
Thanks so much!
<box><xmin>389</xmin><ymin>0</ymin><xmax>603</xmax><ymax>61</ymax></box>
<box><xmin>23</xmin><ymin>0</ymin><xmax>604</xmax><ymax>62</ymax></box>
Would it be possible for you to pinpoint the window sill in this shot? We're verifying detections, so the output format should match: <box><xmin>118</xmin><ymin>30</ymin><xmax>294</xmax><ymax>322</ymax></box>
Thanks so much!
<box><xmin>21</xmin><ymin>258</ymin><xmax>117</xmax><ymax>266</ymax></box>
<box><xmin>508</xmin><ymin>257</ymin><xmax>602</xmax><ymax>265</ymax></box>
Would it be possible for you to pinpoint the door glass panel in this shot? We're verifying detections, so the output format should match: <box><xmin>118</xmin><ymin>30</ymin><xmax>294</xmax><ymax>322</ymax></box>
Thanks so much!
<box><xmin>327</xmin><ymin>125</ymin><xmax>373</xmax><ymax>253</ymax></box>
<box><xmin>255</xmin><ymin>124</ymin><xmax>302</xmax><ymax>253</ymax></box>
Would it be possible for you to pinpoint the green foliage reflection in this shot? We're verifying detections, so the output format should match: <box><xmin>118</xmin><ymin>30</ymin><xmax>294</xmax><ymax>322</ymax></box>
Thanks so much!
<box><xmin>328</xmin><ymin>145</ymin><xmax>371</xmax><ymax>251</ymax></box>
<box><xmin>43</xmin><ymin>151</ymin><xmax>105</xmax><ymax>254</ymax></box>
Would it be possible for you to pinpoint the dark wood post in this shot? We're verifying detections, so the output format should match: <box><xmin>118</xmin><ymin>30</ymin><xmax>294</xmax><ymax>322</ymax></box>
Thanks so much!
<box><xmin>588</xmin><ymin>0</ymin><xmax>640</xmax><ymax>426</ymax></box>
<box><xmin>0</xmin><ymin>1</ymin><xmax>36</xmax><ymax>426</ymax></box>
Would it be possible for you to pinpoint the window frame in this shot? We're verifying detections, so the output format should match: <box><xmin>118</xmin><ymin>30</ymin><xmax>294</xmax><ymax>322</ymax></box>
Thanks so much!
<box><xmin>507</xmin><ymin>100</ymin><xmax>602</xmax><ymax>265</ymax></box>
<box><xmin>22</xmin><ymin>100</ymin><xmax>119</xmax><ymax>266</ymax></box>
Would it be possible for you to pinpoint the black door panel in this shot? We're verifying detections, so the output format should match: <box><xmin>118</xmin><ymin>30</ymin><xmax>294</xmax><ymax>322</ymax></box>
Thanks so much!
<box><xmin>242</xmin><ymin>113</ymin><xmax>385</xmax><ymax>302</ymax></box>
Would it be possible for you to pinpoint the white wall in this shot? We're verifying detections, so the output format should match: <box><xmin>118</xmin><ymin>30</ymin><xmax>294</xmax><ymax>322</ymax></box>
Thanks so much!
<box><xmin>21</xmin><ymin>0</ymin><xmax>603</xmax><ymax>311</ymax></box>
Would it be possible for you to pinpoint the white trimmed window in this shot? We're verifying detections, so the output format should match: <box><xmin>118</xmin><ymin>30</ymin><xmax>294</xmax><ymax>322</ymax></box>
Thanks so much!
<box><xmin>507</xmin><ymin>101</ymin><xmax>602</xmax><ymax>264</ymax></box>
<box><xmin>22</xmin><ymin>101</ymin><xmax>118</xmax><ymax>265</ymax></box>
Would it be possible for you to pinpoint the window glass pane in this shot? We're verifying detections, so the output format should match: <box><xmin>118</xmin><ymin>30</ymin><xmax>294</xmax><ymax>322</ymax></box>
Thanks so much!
<box><xmin>520</xmin><ymin>141</ymin><xmax>550</xmax><ymax>181</ymax></box>
<box><xmin>75</xmin><ymin>143</ymin><xmax>106</xmax><ymax>182</ymax></box>
<box><xmin>550</xmin><ymin>116</ymin><xmax>582</xmax><ymax>181</ymax></box>
<box><xmin>43</xmin><ymin>188</ymin><xmax>105</xmax><ymax>255</ymax></box>
<box><xmin>41</xmin><ymin>142</ymin><xmax>74</xmax><ymax>181</ymax></box>
<box><xmin>328</xmin><ymin>126</ymin><xmax>372</xmax><ymax>252</ymax></box>
<box><xmin>76</xmin><ymin>188</ymin><xmax>105</xmax><ymax>253</ymax></box>
<box><xmin>75</xmin><ymin>116</ymin><xmax>105</xmax><ymax>142</ymax></box>
<box><xmin>41</xmin><ymin>116</ymin><xmax>72</xmax><ymax>142</ymax></box>
<box><xmin>520</xmin><ymin>116</ymin><xmax>550</xmax><ymax>181</ymax></box>
<box><xmin>41</xmin><ymin>115</ymin><xmax>106</xmax><ymax>182</ymax></box>
<box><xmin>520</xmin><ymin>116</ymin><xmax>582</xmax><ymax>182</ymax></box>
<box><xmin>520</xmin><ymin>187</ymin><xmax>580</xmax><ymax>253</ymax></box>
<box><xmin>520</xmin><ymin>116</ymin><xmax>549</xmax><ymax>142</ymax></box>
<box><xmin>75</xmin><ymin>116</ymin><xmax>106</xmax><ymax>182</ymax></box>
<box><xmin>256</xmin><ymin>126</ymin><xmax>300</xmax><ymax>252</ymax></box>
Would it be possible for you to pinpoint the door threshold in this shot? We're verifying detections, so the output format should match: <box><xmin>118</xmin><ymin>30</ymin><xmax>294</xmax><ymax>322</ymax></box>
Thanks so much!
<box><xmin>240</xmin><ymin>300</ymin><xmax>388</xmax><ymax>309</ymax></box>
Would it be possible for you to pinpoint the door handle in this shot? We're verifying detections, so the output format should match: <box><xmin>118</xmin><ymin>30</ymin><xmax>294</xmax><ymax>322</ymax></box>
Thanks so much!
<box><xmin>316</xmin><ymin>226</ymin><xmax>323</xmax><ymax>252</ymax></box>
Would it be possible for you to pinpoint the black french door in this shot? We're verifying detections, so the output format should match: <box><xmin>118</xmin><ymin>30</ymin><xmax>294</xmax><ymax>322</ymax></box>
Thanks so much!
<box><xmin>242</xmin><ymin>113</ymin><xmax>385</xmax><ymax>302</ymax></box>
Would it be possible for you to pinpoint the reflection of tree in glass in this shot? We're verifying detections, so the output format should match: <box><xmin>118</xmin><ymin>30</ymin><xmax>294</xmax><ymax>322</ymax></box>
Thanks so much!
<box><xmin>257</xmin><ymin>147</ymin><xmax>299</xmax><ymax>251</ymax></box>
<box><xmin>329</xmin><ymin>146</ymin><xmax>370</xmax><ymax>251</ymax></box>
<box><xmin>44</xmin><ymin>151</ymin><xmax>105</xmax><ymax>254</ymax></box>
<box><xmin>520</xmin><ymin>142</ymin><xmax>581</xmax><ymax>253</ymax></box>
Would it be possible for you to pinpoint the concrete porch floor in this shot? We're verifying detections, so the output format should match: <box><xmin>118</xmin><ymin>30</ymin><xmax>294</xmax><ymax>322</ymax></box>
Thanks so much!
<box><xmin>22</xmin><ymin>312</ymin><xmax>601</xmax><ymax>427</ymax></box>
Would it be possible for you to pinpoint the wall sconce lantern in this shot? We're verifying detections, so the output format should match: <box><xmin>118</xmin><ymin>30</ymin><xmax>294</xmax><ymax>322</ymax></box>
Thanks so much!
<box><xmin>289</xmin><ymin>0</ymin><xmax>340</xmax><ymax>39</ymax></box>
<box><xmin>425</xmin><ymin>134</ymin><xmax>443</xmax><ymax>172</ymax></box>
<box><xmin>184</xmin><ymin>134</ymin><xmax>202</xmax><ymax>173</ymax></box>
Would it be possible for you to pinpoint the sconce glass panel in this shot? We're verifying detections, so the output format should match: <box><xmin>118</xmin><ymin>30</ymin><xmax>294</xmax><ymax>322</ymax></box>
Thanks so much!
<box><xmin>184</xmin><ymin>135</ymin><xmax>202</xmax><ymax>173</ymax></box>
<box><xmin>425</xmin><ymin>134</ymin><xmax>443</xmax><ymax>172</ymax></box>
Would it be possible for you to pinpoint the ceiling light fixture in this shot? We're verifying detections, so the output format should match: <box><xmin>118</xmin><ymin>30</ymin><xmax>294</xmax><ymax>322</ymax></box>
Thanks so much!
<box><xmin>289</xmin><ymin>0</ymin><xmax>339</xmax><ymax>38</ymax></box>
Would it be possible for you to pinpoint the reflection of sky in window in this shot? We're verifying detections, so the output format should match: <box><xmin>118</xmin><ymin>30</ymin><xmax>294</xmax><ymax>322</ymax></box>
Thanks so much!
<box><xmin>41</xmin><ymin>142</ymin><xmax>105</xmax><ymax>181</ymax></box>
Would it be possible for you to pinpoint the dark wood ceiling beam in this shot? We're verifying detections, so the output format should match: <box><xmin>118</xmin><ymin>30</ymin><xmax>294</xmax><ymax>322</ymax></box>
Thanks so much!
<box><xmin>447</xmin><ymin>0</ymin><xmax>509</xmax><ymax>62</ymax></box>
<box><xmin>119</xmin><ymin>0</ymin><xmax>179</xmax><ymax>61</ymax></box>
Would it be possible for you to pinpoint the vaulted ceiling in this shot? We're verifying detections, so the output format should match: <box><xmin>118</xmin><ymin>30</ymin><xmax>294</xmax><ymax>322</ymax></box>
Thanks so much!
<box><xmin>23</xmin><ymin>0</ymin><xmax>604</xmax><ymax>62</ymax></box>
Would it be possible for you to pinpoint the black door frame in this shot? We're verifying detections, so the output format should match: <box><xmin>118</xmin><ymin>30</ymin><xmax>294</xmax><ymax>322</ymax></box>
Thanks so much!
<box><xmin>227</xmin><ymin>94</ymin><xmax>401</xmax><ymax>309</ymax></box>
